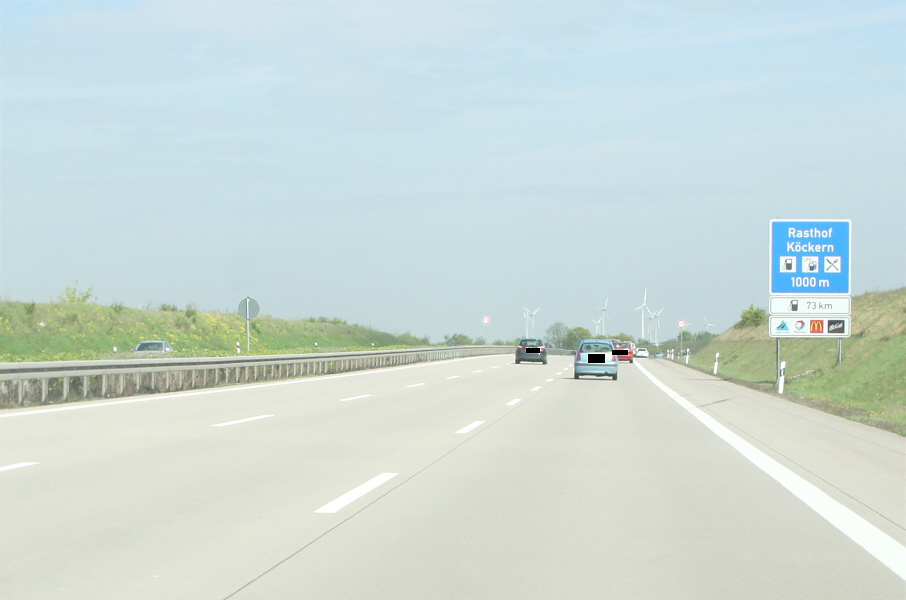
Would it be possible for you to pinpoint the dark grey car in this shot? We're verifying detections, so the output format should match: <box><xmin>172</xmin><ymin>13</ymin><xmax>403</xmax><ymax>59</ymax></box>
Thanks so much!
<box><xmin>515</xmin><ymin>338</ymin><xmax>547</xmax><ymax>364</ymax></box>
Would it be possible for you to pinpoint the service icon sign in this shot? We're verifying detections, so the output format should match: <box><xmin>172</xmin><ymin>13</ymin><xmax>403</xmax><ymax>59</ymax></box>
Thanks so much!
<box><xmin>770</xmin><ymin>219</ymin><xmax>851</xmax><ymax>295</ymax></box>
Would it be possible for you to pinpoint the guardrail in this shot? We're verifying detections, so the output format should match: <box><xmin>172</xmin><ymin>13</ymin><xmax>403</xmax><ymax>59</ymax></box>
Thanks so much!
<box><xmin>0</xmin><ymin>346</ymin><xmax>514</xmax><ymax>408</ymax></box>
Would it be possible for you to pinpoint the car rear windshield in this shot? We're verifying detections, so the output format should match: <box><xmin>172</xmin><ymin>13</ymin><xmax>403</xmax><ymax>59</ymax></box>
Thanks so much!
<box><xmin>137</xmin><ymin>342</ymin><xmax>163</xmax><ymax>351</ymax></box>
<box><xmin>580</xmin><ymin>343</ymin><xmax>612</xmax><ymax>352</ymax></box>
<box><xmin>519</xmin><ymin>339</ymin><xmax>543</xmax><ymax>346</ymax></box>
<box><xmin>614</xmin><ymin>342</ymin><xmax>630</xmax><ymax>348</ymax></box>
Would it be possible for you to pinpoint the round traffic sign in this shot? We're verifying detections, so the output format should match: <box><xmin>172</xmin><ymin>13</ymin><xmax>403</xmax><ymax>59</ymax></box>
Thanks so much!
<box><xmin>239</xmin><ymin>297</ymin><xmax>260</xmax><ymax>320</ymax></box>
<box><xmin>677</xmin><ymin>319</ymin><xmax>687</xmax><ymax>329</ymax></box>
<box><xmin>482</xmin><ymin>315</ymin><xmax>491</xmax><ymax>325</ymax></box>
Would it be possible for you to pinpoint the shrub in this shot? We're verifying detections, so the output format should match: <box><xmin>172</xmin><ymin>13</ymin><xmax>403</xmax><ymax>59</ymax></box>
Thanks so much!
<box><xmin>738</xmin><ymin>304</ymin><xmax>767</xmax><ymax>327</ymax></box>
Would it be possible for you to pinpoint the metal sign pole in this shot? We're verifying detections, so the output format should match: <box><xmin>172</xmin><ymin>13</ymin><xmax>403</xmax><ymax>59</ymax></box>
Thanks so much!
<box><xmin>776</xmin><ymin>338</ymin><xmax>781</xmax><ymax>384</ymax></box>
<box><xmin>245</xmin><ymin>297</ymin><xmax>251</xmax><ymax>353</ymax></box>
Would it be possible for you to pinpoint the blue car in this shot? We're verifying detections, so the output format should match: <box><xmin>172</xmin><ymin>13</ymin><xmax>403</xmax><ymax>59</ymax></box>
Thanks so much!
<box><xmin>573</xmin><ymin>339</ymin><xmax>619</xmax><ymax>380</ymax></box>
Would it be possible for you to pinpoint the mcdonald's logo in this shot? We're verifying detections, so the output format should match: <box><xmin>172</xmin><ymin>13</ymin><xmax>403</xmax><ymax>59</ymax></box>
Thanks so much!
<box><xmin>810</xmin><ymin>320</ymin><xmax>824</xmax><ymax>334</ymax></box>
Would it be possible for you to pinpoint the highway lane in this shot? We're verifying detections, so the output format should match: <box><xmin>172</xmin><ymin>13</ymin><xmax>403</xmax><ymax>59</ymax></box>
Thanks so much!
<box><xmin>1</xmin><ymin>354</ymin><xmax>903</xmax><ymax>599</ymax></box>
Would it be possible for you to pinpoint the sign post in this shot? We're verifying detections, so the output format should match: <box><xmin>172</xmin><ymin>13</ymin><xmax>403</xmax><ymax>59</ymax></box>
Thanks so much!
<box><xmin>769</xmin><ymin>219</ymin><xmax>851</xmax><ymax>339</ymax></box>
<box><xmin>238</xmin><ymin>297</ymin><xmax>260</xmax><ymax>353</ymax></box>
<box><xmin>769</xmin><ymin>219</ymin><xmax>852</xmax><ymax>374</ymax></box>
<box><xmin>481</xmin><ymin>315</ymin><xmax>491</xmax><ymax>345</ymax></box>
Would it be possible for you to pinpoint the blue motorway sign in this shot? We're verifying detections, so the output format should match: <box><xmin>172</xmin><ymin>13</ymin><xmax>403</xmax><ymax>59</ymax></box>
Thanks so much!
<box><xmin>770</xmin><ymin>219</ymin><xmax>851</xmax><ymax>295</ymax></box>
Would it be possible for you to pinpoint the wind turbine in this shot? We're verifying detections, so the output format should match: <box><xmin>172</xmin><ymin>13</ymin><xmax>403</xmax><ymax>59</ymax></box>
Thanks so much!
<box><xmin>703</xmin><ymin>315</ymin><xmax>716</xmax><ymax>334</ymax></box>
<box><xmin>598</xmin><ymin>297</ymin><xmax>609</xmax><ymax>338</ymax></box>
<box><xmin>522</xmin><ymin>307</ymin><xmax>530</xmax><ymax>338</ymax></box>
<box><xmin>652</xmin><ymin>308</ymin><xmax>664</xmax><ymax>345</ymax></box>
<box><xmin>528</xmin><ymin>307</ymin><xmax>541</xmax><ymax>337</ymax></box>
<box><xmin>592</xmin><ymin>316</ymin><xmax>603</xmax><ymax>336</ymax></box>
<box><xmin>634</xmin><ymin>288</ymin><xmax>649</xmax><ymax>341</ymax></box>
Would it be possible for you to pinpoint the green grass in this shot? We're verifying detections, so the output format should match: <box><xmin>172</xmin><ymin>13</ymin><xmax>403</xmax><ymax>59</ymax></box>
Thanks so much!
<box><xmin>684</xmin><ymin>288</ymin><xmax>906</xmax><ymax>435</ymax></box>
<box><xmin>0</xmin><ymin>301</ymin><xmax>433</xmax><ymax>362</ymax></box>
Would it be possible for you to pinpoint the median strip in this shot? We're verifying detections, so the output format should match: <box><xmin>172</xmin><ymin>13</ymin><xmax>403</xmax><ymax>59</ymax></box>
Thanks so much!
<box><xmin>314</xmin><ymin>473</ymin><xmax>399</xmax><ymax>514</ymax></box>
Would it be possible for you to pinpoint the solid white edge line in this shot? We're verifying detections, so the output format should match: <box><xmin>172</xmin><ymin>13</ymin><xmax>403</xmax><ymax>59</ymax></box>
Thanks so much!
<box><xmin>340</xmin><ymin>394</ymin><xmax>372</xmax><ymax>402</ymax></box>
<box><xmin>633</xmin><ymin>360</ymin><xmax>906</xmax><ymax>581</ymax></box>
<box><xmin>456</xmin><ymin>420</ymin><xmax>486</xmax><ymax>434</ymax></box>
<box><xmin>506</xmin><ymin>399</ymin><xmax>522</xmax><ymax>406</ymax></box>
<box><xmin>314</xmin><ymin>473</ymin><xmax>399</xmax><ymax>514</ymax></box>
<box><xmin>211</xmin><ymin>414</ymin><xmax>274</xmax><ymax>427</ymax></box>
<box><xmin>0</xmin><ymin>462</ymin><xmax>39</xmax><ymax>473</ymax></box>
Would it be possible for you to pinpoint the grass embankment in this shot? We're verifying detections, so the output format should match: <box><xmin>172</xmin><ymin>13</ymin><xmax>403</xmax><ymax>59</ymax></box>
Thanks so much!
<box><xmin>0</xmin><ymin>301</ymin><xmax>431</xmax><ymax>362</ymax></box>
<box><xmin>687</xmin><ymin>288</ymin><xmax>906</xmax><ymax>435</ymax></box>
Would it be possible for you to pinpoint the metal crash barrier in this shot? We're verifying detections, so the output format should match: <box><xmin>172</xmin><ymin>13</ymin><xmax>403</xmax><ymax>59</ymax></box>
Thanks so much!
<box><xmin>0</xmin><ymin>346</ymin><xmax>513</xmax><ymax>408</ymax></box>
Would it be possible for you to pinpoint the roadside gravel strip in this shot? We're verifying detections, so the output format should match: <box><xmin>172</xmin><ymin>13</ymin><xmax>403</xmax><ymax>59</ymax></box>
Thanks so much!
<box><xmin>634</xmin><ymin>360</ymin><xmax>906</xmax><ymax>580</ymax></box>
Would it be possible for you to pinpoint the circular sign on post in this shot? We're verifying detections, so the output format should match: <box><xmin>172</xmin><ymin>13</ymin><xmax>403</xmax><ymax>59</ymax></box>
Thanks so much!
<box><xmin>239</xmin><ymin>297</ymin><xmax>260</xmax><ymax>320</ymax></box>
<box><xmin>677</xmin><ymin>319</ymin><xmax>687</xmax><ymax>329</ymax></box>
<box><xmin>482</xmin><ymin>315</ymin><xmax>491</xmax><ymax>325</ymax></box>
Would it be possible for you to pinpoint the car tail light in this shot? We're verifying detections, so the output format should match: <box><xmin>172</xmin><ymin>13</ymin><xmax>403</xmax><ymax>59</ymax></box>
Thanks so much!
<box><xmin>517</xmin><ymin>346</ymin><xmax>525</xmax><ymax>350</ymax></box>
<box><xmin>575</xmin><ymin>350</ymin><xmax>582</xmax><ymax>361</ymax></box>
<box><xmin>540</xmin><ymin>346</ymin><xmax>546</xmax><ymax>351</ymax></box>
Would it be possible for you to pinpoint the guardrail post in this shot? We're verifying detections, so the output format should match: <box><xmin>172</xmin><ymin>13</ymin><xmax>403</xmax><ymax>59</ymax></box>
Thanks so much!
<box><xmin>62</xmin><ymin>376</ymin><xmax>70</xmax><ymax>402</ymax></box>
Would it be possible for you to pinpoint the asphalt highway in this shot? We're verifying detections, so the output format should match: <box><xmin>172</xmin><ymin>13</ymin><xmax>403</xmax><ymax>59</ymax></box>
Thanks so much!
<box><xmin>1</xmin><ymin>354</ymin><xmax>903</xmax><ymax>599</ymax></box>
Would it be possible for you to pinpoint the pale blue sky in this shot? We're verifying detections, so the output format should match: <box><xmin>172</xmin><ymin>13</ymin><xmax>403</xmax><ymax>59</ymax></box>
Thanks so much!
<box><xmin>2</xmin><ymin>1</ymin><xmax>904</xmax><ymax>343</ymax></box>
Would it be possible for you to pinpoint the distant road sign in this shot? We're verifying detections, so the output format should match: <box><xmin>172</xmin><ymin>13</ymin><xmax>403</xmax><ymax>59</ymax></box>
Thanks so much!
<box><xmin>769</xmin><ymin>316</ymin><xmax>850</xmax><ymax>338</ymax></box>
<box><xmin>677</xmin><ymin>319</ymin><xmax>687</xmax><ymax>329</ymax></box>
<box><xmin>238</xmin><ymin>297</ymin><xmax>260</xmax><ymax>320</ymax></box>
<box><xmin>482</xmin><ymin>315</ymin><xmax>491</xmax><ymax>325</ymax></box>
<box><xmin>770</xmin><ymin>219</ymin><xmax>851</xmax><ymax>295</ymax></box>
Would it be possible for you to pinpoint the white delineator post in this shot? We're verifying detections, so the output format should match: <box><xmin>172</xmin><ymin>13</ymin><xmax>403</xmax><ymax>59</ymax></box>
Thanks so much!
<box><xmin>713</xmin><ymin>352</ymin><xmax>720</xmax><ymax>375</ymax></box>
<box><xmin>778</xmin><ymin>360</ymin><xmax>787</xmax><ymax>394</ymax></box>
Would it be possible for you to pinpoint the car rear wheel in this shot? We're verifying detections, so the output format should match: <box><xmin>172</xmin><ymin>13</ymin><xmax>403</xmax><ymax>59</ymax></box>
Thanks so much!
<box><xmin>613</xmin><ymin>373</ymin><xmax>618</xmax><ymax>380</ymax></box>
<box><xmin>573</xmin><ymin>372</ymin><xmax>579</xmax><ymax>379</ymax></box>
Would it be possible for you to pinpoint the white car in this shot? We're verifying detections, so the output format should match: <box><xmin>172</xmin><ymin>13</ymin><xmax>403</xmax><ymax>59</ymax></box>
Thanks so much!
<box><xmin>635</xmin><ymin>347</ymin><xmax>650</xmax><ymax>358</ymax></box>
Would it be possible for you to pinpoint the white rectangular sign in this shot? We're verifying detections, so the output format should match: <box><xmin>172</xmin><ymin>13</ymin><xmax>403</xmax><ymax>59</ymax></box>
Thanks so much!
<box><xmin>769</xmin><ymin>296</ymin><xmax>851</xmax><ymax>316</ymax></box>
<box><xmin>769</xmin><ymin>316</ymin><xmax>851</xmax><ymax>338</ymax></box>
